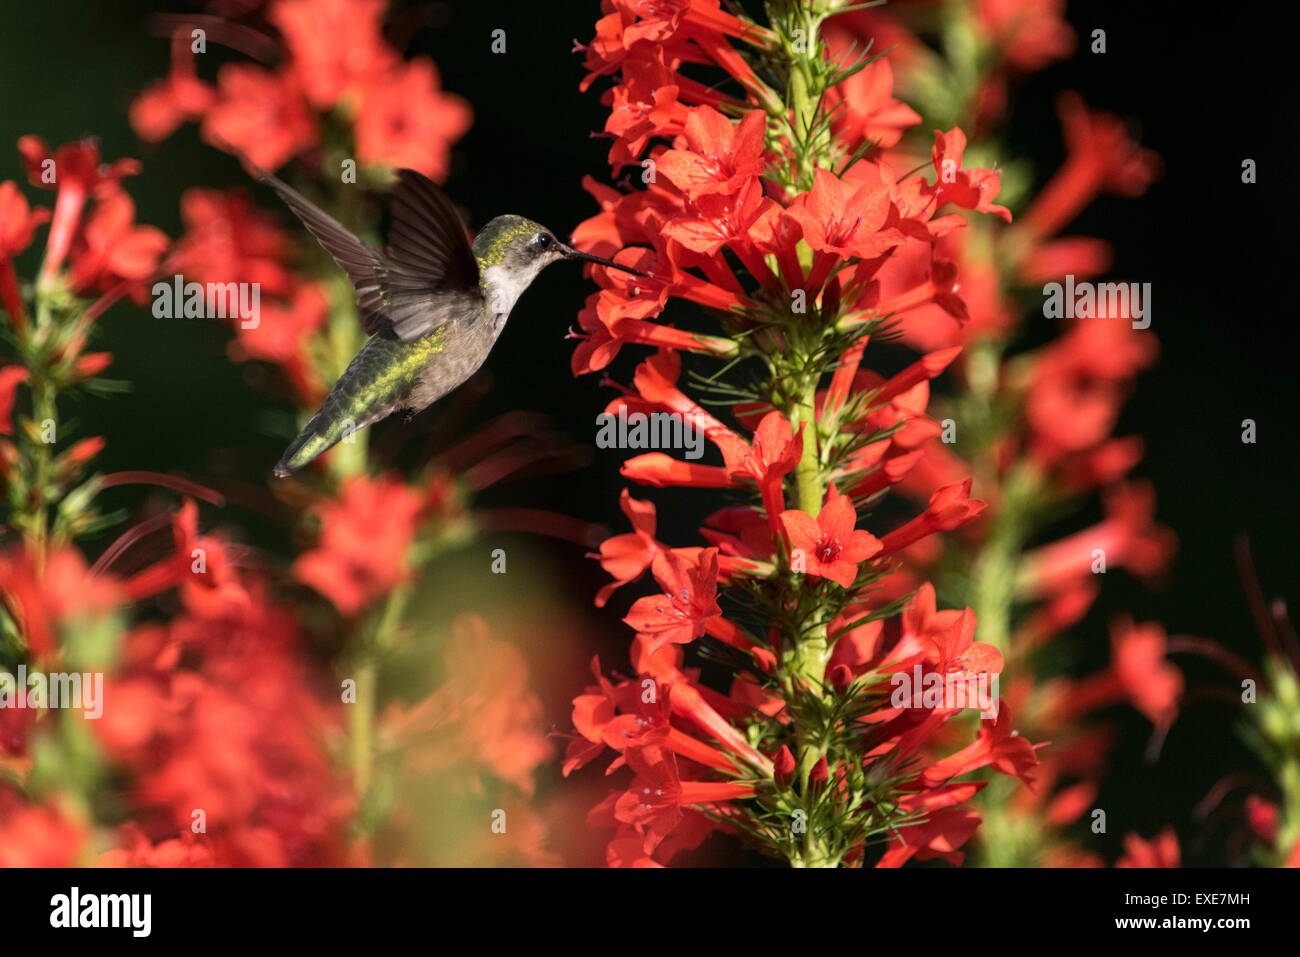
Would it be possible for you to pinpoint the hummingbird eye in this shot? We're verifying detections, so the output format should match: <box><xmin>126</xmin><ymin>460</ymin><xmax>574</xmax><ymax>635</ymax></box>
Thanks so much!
<box><xmin>532</xmin><ymin>232</ymin><xmax>553</xmax><ymax>251</ymax></box>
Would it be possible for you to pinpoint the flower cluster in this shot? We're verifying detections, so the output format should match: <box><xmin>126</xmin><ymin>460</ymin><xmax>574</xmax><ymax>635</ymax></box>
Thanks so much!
<box><xmin>132</xmin><ymin>0</ymin><xmax>470</xmax><ymax>178</ymax></box>
<box><xmin>821</xmin><ymin>0</ymin><xmax>1183</xmax><ymax>867</ymax></box>
<box><xmin>0</xmin><ymin>1</ymin><xmax>571</xmax><ymax>867</ymax></box>
<box><xmin>563</xmin><ymin>0</ymin><xmax>1040</xmax><ymax>867</ymax></box>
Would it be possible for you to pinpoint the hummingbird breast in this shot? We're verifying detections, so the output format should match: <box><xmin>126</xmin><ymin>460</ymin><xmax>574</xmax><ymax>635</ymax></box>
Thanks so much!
<box><xmin>407</xmin><ymin>316</ymin><xmax>500</xmax><ymax>410</ymax></box>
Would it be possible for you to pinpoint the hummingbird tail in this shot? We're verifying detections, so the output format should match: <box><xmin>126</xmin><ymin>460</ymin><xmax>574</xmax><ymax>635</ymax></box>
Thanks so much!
<box><xmin>273</xmin><ymin>411</ymin><xmax>340</xmax><ymax>477</ymax></box>
<box><xmin>273</xmin><ymin>404</ymin><xmax>389</xmax><ymax>477</ymax></box>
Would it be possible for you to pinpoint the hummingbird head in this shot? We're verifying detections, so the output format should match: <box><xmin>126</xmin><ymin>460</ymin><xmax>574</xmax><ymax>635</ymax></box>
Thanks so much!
<box><xmin>473</xmin><ymin>215</ymin><xmax>644</xmax><ymax>321</ymax></box>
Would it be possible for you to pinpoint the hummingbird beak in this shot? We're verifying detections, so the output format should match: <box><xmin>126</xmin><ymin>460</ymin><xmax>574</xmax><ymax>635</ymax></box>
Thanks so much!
<box><xmin>561</xmin><ymin>244</ymin><xmax>646</xmax><ymax>277</ymax></box>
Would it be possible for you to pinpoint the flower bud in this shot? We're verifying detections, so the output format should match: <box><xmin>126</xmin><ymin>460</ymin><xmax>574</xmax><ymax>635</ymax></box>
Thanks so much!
<box><xmin>772</xmin><ymin>745</ymin><xmax>796</xmax><ymax>788</ymax></box>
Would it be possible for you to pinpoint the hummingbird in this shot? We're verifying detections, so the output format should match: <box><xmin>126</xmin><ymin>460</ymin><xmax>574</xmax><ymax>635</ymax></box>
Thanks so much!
<box><xmin>244</xmin><ymin>162</ymin><xmax>642</xmax><ymax>477</ymax></box>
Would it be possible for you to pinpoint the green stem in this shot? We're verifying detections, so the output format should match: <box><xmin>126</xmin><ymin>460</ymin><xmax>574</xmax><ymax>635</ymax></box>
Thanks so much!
<box><xmin>21</xmin><ymin>367</ymin><xmax>58</xmax><ymax>558</ymax></box>
<box><xmin>348</xmin><ymin>584</ymin><xmax>410</xmax><ymax>826</ymax></box>
<box><xmin>792</xmin><ymin>378</ymin><xmax>823</xmax><ymax>518</ymax></box>
<box><xmin>349</xmin><ymin>660</ymin><xmax>376</xmax><ymax>800</ymax></box>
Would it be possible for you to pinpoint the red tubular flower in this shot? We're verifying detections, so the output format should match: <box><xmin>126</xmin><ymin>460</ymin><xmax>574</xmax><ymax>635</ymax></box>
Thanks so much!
<box><xmin>603</xmin><ymin>51</ymin><xmax>690</xmax><ymax>170</ymax></box>
<box><xmin>1109</xmin><ymin>617</ymin><xmax>1183</xmax><ymax>728</ymax></box>
<box><xmin>0</xmin><ymin>790</ymin><xmax>84</xmax><ymax>866</ymax></box>
<box><xmin>822</xmin><ymin>32</ymin><xmax>920</xmax><ymax>150</ymax></box>
<box><xmin>0</xmin><ymin>366</ymin><xmax>28</xmax><ymax>434</ymax></box>
<box><xmin>130</xmin><ymin>30</ymin><xmax>215</xmax><ymax>142</ymax></box>
<box><xmin>594</xmin><ymin>488</ymin><xmax>662</xmax><ymax>606</ymax></box>
<box><xmin>229</xmin><ymin>283</ymin><xmax>330</xmax><ymax>404</ymax></box>
<box><xmin>269</xmin><ymin>0</ymin><xmax>395</xmax><ymax>108</ymax></box>
<box><xmin>877</xmin><ymin>803</ymin><xmax>983</xmax><ymax>868</ymax></box>
<box><xmin>1019</xmin><ymin>481</ymin><xmax>1175</xmax><ymax>596</ymax></box>
<box><xmin>927</xmin><ymin>128</ymin><xmax>1012</xmax><ymax>223</ymax></box>
<box><xmin>175</xmin><ymin>188</ymin><xmax>296</xmax><ymax>295</ymax></box>
<box><xmin>1116</xmin><ymin>828</ymin><xmax>1180</xmax><ymax>868</ymax></box>
<box><xmin>354</xmin><ymin>57</ymin><xmax>472</xmax><ymax>181</ymax></box>
<box><xmin>623</xmin><ymin>548</ymin><xmax>723</xmax><ymax>655</ymax></box>
<box><xmin>783</xmin><ymin>167</ymin><xmax>907</xmax><ymax>293</ymax></box>
<box><xmin>879</xmin><ymin>478</ymin><xmax>987</xmax><ymax>555</ymax></box>
<box><xmin>657</xmin><ymin>107</ymin><xmax>767</xmax><ymax>200</ymax></box>
<box><xmin>293</xmin><ymin>474</ymin><xmax>425</xmax><ymax>616</ymax></box>
<box><xmin>67</xmin><ymin>188</ymin><xmax>168</xmax><ymax>298</ymax></box>
<box><xmin>921</xmin><ymin>704</ymin><xmax>1038</xmax><ymax>787</ymax></box>
<box><xmin>17</xmin><ymin>136</ymin><xmax>141</xmax><ymax>283</ymax></box>
<box><xmin>974</xmin><ymin>0</ymin><xmax>1074</xmax><ymax>71</ymax></box>
<box><xmin>1013</xmin><ymin>93</ymin><xmax>1161</xmax><ymax>244</ymax></box>
<box><xmin>779</xmin><ymin>485</ymin><xmax>882</xmax><ymax>588</ymax></box>
<box><xmin>0</xmin><ymin>180</ymin><xmax>48</xmax><ymax>327</ymax></box>
<box><xmin>614</xmin><ymin>740</ymin><xmax>756</xmax><ymax>855</ymax></box>
<box><xmin>201</xmin><ymin>65</ymin><xmax>317</xmax><ymax>172</ymax></box>
<box><xmin>0</xmin><ymin>546</ymin><xmax>121</xmax><ymax>661</ymax></box>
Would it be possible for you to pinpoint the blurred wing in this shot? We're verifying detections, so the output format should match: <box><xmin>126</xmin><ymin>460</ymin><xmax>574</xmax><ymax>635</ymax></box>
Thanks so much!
<box><xmin>250</xmin><ymin>162</ymin><xmax>480</xmax><ymax>342</ymax></box>
<box><xmin>384</xmin><ymin>169</ymin><xmax>481</xmax><ymax>340</ymax></box>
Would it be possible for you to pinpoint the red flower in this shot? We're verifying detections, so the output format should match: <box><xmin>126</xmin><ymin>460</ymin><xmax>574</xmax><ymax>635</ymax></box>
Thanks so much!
<box><xmin>0</xmin><ymin>546</ymin><xmax>121</xmax><ymax>660</ymax></box>
<box><xmin>779</xmin><ymin>485</ymin><xmax>882</xmax><ymax>588</ymax></box>
<box><xmin>976</xmin><ymin>0</ymin><xmax>1074</xmax><ymax>72</ymax></box>
<box><xmin>594</xmin><ymin>488</ymin><xmax>662</xmax><ymax>606</ymax></box>
<box><xmin>1110</xmin><ymin>617</ymin><xmax>1183</xmax><ymax>728</ymax></box>
<box><xmin>822</xmin><ymin>32</ymin><xmax>920</xmax><ymax>150</ymax></box>
<box><xmin>657</xmin><ymin>106</ymin><xmax>766</xmax><ymax>200</ymax></box>
<box><xmin>1014</xmin><ymin>93</ymin><xmax>1161</xmax><ymax>243</ymax></box>
<box><xmin>229</xmin><ymin>282</ymin><xmax>330</xmax><ymax>404</ymax></box>
<box><xmin>624</xmin><ymin>548</ymin><xmax>723</xmax><ymax>654</ymax></box>
<box><xmin>783</xmin><ymin>166</ymin><xmax>905</xmax><ymax>262</ymax></box>
<box><xmin>129</xmin><ymin>32</ymin><xmax>215</xmax><ymax>142</ymax></box>
<box><xmin>922</xmin><ymin>703</ymin><xmax>1038</xmax><ymax>787</ymax></box>
<box><xmin>176</xmin><ymin>187</ymin><xmax>295</xmax><ymax>295</ymax></box>
<box><xmin>293</xmin><ymin>474</ymin><xmax>425</xmax><ymax>616</ymax></box>
<box><xmin>613</xmin><ymin>739</ymin><xmax>755</xmax><ymax>855</ymax></box>
<box><xmin>928</xmin><ymin>128</ymin><xmax>1012</xmax><ymax>223</ymax></box>
<box><xmin>879</xmin><ymin>478</ymin><xmax>986</xmax><ymax>555</ymax></box>
<box><xmin>16</xmin><ymin>136</ymin><xmax>141</xmax><ymax>282</ymax></box>
<box><xmin>0</xmin><ymin>180</ymin><xmax>48</xmax><ymax>256</ymax></box>
<box><xmin>270</xmin><ymin>0</ymin><xmax>396</xmax><ymax>108</ymax></box>
<box><xmin>0</xmin><ymin>789</ymin><xmax>84</xmax><ymax>866</ymax></box>
<box><xmin>0</xmin><ymin>180</ymin><xmax>48</xmax><ymax>327</ymax></box>
<box><xmin>99</xmin><ymin>825</ymin><xmax>217</xmax><ymax>867</ymax></box>
<box><xmin>876</xmin><ymin>785</ymin><xmax>983</xmax><ymax>867</ymax></box>
<box><xmin>1019</xmin><ymin>481</ymin><xmax>1174</xmax><ymax>594</ymax></box>
<box><xmin>1116</xmin><ymin>827</ymin><xmax>1180</xmax><ymax>868</ymax></box>
<box><xmin>0</xmin><ymin>365</ymin><xmax>28</xmax><ymax>434</ymax></box>
<box><xmin>603</xmin><ymin>51</ymin><xmax>690</xmax><ymax>170</ymax></box>
<box><xmin>354</xmin><ymin>58</ymin><xmax>472</xmax><ymax>181</ymax></box>
<box><xmin>202</xmin><ymin>65</ymin><xmax>317</xmax><ymax>172</ymax></box>
<box><xmin>68</xmin><ymin>188</ymin><xmax>169</xmax><ymax>297</ymax></box>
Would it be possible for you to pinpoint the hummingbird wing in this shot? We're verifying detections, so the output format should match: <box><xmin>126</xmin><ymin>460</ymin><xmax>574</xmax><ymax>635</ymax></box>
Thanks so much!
<box><xmin>249</xmin><ymin>163</ymin><xmax>481</xmax><ymax>343</ymax></box>
<box><xmin>383</xmin><ymin>169</ymin><xmax>482</xmax><ymax>341</ymax></box>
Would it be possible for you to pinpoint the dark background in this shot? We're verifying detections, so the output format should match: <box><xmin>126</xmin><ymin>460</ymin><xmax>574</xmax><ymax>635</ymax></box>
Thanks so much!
<box><xmin>1</xmin><ymin>0</ymin><xmax>1296</xmax><ymax>865</ymax></box>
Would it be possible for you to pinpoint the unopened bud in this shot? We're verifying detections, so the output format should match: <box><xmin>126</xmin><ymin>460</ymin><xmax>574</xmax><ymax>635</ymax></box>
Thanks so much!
<box><xmin>773</xmin><ymin>745</ymin><xmax>796</xmax><ymax>788</ymax></box>
<box><xmin>828</xmin><ymin>663</ymin><xmax>853</xmax><ymax>693</ymax></box>
<box><xmin>809</xmin><ymin>755</ymin><xmax>830</xmax><ymax>791</ymax></box>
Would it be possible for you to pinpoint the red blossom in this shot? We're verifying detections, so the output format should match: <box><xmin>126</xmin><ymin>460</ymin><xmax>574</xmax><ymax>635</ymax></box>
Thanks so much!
<box><xmin>354</xmin><ymin>58</ymin><xmax>472</xmax><ymax>181</ymax></box>
<box><xmin>779</xmin><ymin>485</ymin><xmax>882</xmax><ymax>588</ymax></box>
<box><xmin>623</xmin><ymin>548</ymin><xmax>723</xmax><ymax>655</ymax></box>
<box><xmin>1116</xmin><ymin>828</ymin><xmax>1180</xmax><ymax>868</ymax></box>
<box><xmin>293</xmin><ymin>474</ymin><xmax>425</xmax><ymax>616</ymax></box>
<box><xmin>202</xmin><ymin>65</ymin><xmax>317</xmax><ymax>172</ymax></box>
